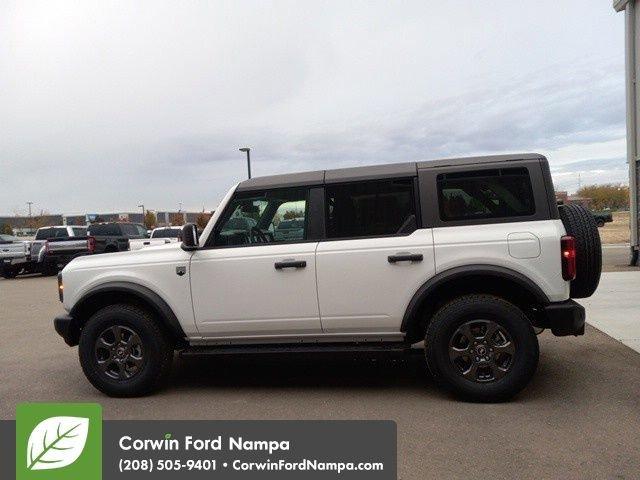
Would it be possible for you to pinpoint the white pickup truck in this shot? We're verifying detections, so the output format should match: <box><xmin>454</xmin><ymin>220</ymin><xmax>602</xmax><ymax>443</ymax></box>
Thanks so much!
<box><xmin>1</xmin><ymin>226</ymin><xmax>94</xmax><ymax>278</ymax></box>
<box><xmin>54</xmin><ymin>154</ymin><xmax>601</xmax><ymax>401</ymax></box>
<box><xmin>129</xmin><ymin>227</ymin><xmax>183</xmax><ymax>251</ymax></box>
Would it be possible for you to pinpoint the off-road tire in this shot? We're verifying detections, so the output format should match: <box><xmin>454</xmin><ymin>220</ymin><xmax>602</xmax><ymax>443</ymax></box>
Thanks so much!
<box><xmin>1</xmin><ymin>265</ymin><xmax>19</xmax><ymax>279</ymax></box>
<box><xmin>559</xmin><ymin>204</ymin><xmax>602</xmax><ymax>298</ymax></box>
<box><xmin>79</xmin><ymin>304</ymin><xmax>174</xmax><ymax>397</ymax></box>
<box><xmin>425</xmin><ymin>295</ymin><xmax>539</xmax><ymax>402</ymax></box>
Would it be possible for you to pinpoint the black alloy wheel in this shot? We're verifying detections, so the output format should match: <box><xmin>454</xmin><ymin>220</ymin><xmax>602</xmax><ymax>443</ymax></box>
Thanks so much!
<box><xmin>448</xmin><ymin>320</ymin><xmax>515</xmax><ymax>383</ymax></box>
<box><xmin>94</xmin><ymin>325</ymin><xmax>145</xmax><ymax>380</ymax></box>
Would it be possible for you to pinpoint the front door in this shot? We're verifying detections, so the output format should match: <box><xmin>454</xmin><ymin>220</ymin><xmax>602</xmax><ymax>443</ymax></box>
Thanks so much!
<box><xmin>190</xmin><ymin>186</ymin><xmax>321</xmax><ymax>338</ymax></box>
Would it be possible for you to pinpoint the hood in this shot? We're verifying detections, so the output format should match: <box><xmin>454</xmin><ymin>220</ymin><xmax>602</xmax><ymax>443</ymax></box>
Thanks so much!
<box><xmin>63</xmin><ymin>242</ymin><xmax>187</xmax><ymax>272</ymax></box>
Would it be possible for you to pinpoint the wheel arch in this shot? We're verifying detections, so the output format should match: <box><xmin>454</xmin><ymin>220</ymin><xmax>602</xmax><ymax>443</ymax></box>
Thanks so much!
<box><xmin>402</xmin><ymin>265</ymin><xmax>550</xmax><ymax>344</ymax></box>
<box><xmin>67</xmin><ymin>282</ymin><xmax>187</xmax><ymax>346</ymax></box>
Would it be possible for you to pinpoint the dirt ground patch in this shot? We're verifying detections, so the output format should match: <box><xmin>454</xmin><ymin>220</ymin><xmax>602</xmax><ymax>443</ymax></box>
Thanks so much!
<box><xmin>599</xmin><ymin>211</ymin><xmax>630</xmax><ymax>244</ymax></box>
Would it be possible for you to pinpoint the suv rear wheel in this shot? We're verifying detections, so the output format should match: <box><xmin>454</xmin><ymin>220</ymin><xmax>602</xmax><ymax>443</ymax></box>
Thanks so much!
<box><xmin>78</xmin><ymin>304</ymin><xmax>173</xmax><ymax>397</ymax></box>
<box><xmin>425</xmin><ymin>295</ymin><xmax>538</xmax><ymax>402</ymax></box>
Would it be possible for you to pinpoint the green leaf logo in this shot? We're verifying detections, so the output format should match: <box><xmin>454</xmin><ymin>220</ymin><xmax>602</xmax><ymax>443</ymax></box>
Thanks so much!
<box><xmin>26</xmin><ymin>416</ymin><xmax>89</xmax><ymax>470</ymax></box>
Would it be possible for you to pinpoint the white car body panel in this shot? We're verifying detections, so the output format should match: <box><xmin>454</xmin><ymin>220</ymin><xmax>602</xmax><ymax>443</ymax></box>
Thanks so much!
<box><xmin>432</xmin><ymin>219</ymin><xmax>569</xmax><ymax>302</ymax></box>
<box><xmin>62</xmin><ymin>244</ymin><xmax>198</xmax><ymax>337</ymax></box>
<box><xmin>316</xmin><ymin>229</ymin><xmax>435</xmax><ymax>333</ymax></box>
<box><xmin>189</xmin><ymin>242</ymin><xmax>321</xmax><ymax>337</ymax></box>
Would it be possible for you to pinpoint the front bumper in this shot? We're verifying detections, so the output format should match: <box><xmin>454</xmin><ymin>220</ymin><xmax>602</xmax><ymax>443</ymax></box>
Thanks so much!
<box><xmin>534</xmin><ymin>299</ymin><xmax>585</xmax><ymax>336</ymax></box>
<box><xmin>54</xmin><ymin>314</ymin><xmax>80</xmax><ymax>346</ymax></box>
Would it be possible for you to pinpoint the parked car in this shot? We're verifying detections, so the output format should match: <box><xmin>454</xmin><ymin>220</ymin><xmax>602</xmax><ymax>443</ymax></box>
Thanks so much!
<box><xmin>2</xmin><ymin>226</ymin><xmax>94</xmax><ymax>278</ymax></box>
<box><xmin>55</xmin><ymin>153</ymin><xmax>601</xmax><ymax>401</ymax></box>
<box><xmin>591</xmin><ymin>209</ymin><xmax>613</xmax><ymax>227</ymax></box>
<box><xmin>87</xmin><ymin>222</ymin><xmax>148</xmax><ymax>254</ymax></box>
<box><xmin>129</xmin><ymin>227</ymin><xmax>183</xmax><ymax>251</ymax></box>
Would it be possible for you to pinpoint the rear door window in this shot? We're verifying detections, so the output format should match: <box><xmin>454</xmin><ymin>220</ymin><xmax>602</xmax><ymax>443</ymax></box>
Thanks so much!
<box><xmin>437</xmin><ymin>168</ymin><xmax>535</xmax><ymax>221</ymax></box>
<box><xmin>325</xmin><ymin>179</ymin><xmax>417</xmax><ymax>239</ymax></box>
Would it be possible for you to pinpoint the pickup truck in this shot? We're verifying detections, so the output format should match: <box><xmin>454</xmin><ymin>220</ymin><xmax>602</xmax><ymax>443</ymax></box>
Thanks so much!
<box><xmin>0</xmin><ymin>236</ymin><xmax>31</xmax><ymax>278</ymax></box>
<box><xmin>1</xmin><ymin>226</ymin><xmax>94</xmax><ymax>278</ymax></box>
<box><xmin>591</xmin><ymin>210</ymin><xmax>613</xmax><ymax>227</ymax></box>
<box><xmin>87</xmin><ymin>222</ymin><xmax>148</xmax><ymax>254</ymax></box>
<box><xmin>129</xmin><ymin>227</ymin><xmax>183</xmax><ymax>251</ymax></box>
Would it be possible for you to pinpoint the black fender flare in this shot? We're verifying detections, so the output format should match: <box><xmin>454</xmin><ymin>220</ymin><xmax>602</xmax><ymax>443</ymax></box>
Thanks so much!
<box><xmin>69</xmin><ymin>281</ymin><xmax>186</xmax><ymax>343</ymax></box>
<box><xmin>400</xmin><ymin>265</ymin><xmax>550</xmax><ymax>333</ymax></box>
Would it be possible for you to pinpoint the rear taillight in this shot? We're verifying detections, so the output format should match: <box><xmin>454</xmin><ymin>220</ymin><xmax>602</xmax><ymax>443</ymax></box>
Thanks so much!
<box><xmin>88</xmin><ymin>236</ymin><xmax>96</xmax><ymax>253</ymax></box>
<box><xmin>561</xmin><ymin>235</ymin><xmax>576</xmax><ymax>281</ymax></box>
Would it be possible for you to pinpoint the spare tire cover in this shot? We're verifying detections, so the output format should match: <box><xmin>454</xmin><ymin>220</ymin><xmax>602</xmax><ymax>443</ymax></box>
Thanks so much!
<box><xmin>559</xmin><ymin>203</ymin><xmax>602</xmax><ymax>298</ymax></box>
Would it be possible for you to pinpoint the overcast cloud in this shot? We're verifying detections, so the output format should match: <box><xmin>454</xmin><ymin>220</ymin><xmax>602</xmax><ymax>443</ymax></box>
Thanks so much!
<box><xmin>0</xmin><ymin>0</ymin><xmax>627</xmax><ymax>215</ymax></box>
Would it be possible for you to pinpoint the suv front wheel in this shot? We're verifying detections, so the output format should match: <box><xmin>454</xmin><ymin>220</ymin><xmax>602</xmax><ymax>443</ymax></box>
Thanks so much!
<box><xmin>78</xmin><ymin>304</ymin><xmax>174</xmax><ymax>397</ymax></box>
<box><xmin>425</xmin><ymin>295</ymin><xmax>539</xmax><ymax>402</ymax></box>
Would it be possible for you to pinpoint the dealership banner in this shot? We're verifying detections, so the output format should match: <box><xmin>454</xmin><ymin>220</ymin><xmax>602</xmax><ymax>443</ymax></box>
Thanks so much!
<box><xmin>2</xmin><ymin>404</ymin><xmax>396</xmax><ymax>479</ymax></box>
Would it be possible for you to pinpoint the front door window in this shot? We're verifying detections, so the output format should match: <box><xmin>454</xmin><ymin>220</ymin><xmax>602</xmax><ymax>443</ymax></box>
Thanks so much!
<box><xmin>213</xmin><ymin>188</ymin><xmax>308</xmax><ymax>246</ymax></box>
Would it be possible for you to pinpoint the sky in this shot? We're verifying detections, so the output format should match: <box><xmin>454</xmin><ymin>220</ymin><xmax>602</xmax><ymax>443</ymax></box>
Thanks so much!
<box><xmin>0</xmin><ymin>0</ymin><xmax>629</xmax><ymax>215</ymax></box>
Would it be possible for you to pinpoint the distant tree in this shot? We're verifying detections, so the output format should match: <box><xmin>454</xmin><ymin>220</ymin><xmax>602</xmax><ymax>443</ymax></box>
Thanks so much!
<box><xmin>196</xmin><ymin>212</ymin><xmax>211</xmax><ymax>230</ymax></box>
<box><xmin>0</xmin><ymin>223</ymin><xmax>13</xmax><ymax>235</ymax></box>
<box><xmin>169</xmin><ymin>213</ymin><xmax>185</xmax><ymax>226</ymax></box>
<box><xmin>577</xmin><ymin>184</ymin><xmax>629</xmax><ymax>211</ymax></box>
<box><xmin>26</xmin><ymin>211</ymin><xmax>50</xmax><ymax>231</ymax></box>
<box><xmin>144</xmin><ymin>211</ymin><xmax>157</xmax><ymax>229</ymax></box>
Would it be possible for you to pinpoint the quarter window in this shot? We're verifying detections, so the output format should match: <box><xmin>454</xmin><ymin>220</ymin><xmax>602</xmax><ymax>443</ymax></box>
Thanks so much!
<box><xmin>325</xmin><ymin>179</ymin><xmax>417</xmax><ymax>239</ymax></box>
<box><xmin>437</xmin><ymin>168</ymin><xmax>535</xmax><ymax>221</ymax></box>
<box><xmin>214</xmin><ymin>188</ymin><xmax>308</xmax><ymax>246</ymax></box>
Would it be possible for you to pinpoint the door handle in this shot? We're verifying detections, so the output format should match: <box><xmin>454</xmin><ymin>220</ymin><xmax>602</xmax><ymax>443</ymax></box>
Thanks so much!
<box><xmin>274</xmin><ymin>260</ymin><xmax>307</xmax><ymax>270</ymax></box>
<box><xmin>388</xmin><ymin>253</ymin><xmax>423</xmax><ymax>263</ymax></box>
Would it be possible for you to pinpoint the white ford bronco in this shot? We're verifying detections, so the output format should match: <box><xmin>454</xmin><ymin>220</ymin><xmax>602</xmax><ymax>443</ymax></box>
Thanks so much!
<box><xmin>54</xmin><ymin>154</ymin><xmax>601</xmax><ymax>401</ymax></box>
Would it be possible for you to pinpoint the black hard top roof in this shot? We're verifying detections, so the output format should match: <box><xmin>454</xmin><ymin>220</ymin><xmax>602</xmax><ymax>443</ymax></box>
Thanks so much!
<box><xmin>236</xmin><ymin>153</ymin><xmax>545</xmax><ymax>191</ymax></box>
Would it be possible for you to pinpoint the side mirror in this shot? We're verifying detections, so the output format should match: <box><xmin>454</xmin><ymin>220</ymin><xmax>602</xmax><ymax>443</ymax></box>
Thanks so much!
<box><xmin>181</xmin><ymin>223</ymin><xmax>199</xmax><ymax>251</ymax></box>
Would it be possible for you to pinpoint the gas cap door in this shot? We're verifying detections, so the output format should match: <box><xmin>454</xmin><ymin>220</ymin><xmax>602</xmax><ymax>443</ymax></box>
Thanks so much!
<box><xmin>507</xmin><ymin>232</ymin><xmax>541</xmax><ymax>259</ymax></box>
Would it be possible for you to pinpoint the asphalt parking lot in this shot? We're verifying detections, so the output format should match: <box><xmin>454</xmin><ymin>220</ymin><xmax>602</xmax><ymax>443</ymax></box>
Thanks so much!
<box><xmin>2</xmin><ymin>261</ymin><xmax>640</xmax><ymax>478</ymax></box>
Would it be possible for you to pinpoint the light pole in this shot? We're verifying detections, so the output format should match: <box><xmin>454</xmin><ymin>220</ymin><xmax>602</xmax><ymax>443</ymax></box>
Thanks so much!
<box><xmin>239</xmin><ymin>147</ymin><xmax>251</xmax><ymax>179</ymax></box>
<box><xmin>138</xmin><ymin>204</ymin><xmax>145</xmax><ymax>221</ymax></box>
<box><xmin>26</xmin><ymin>201</ymin><xmax>33</xmax><ymax>217</ymax></box>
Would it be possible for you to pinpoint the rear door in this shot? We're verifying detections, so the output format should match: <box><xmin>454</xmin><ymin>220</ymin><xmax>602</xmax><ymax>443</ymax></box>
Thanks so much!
<box><xmin>315</xmin><ymin>178</ymin><xmax>435</xmax><ymax>334</ymax></box>
<box><xmin>190</xmin><ymin>186</ymin><xmax>322</xmax><ymax>338</ymax></box>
